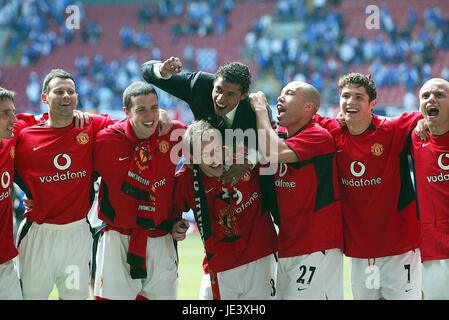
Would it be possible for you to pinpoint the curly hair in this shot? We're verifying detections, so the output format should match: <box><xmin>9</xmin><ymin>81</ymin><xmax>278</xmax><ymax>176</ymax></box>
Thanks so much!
<box><xmin>215</xmin><ymin>62</ymin><xmax>251</xmax><ymax>94</ymax></box>
<box><xmin>338</xmin><ymin>73</ymin><xmax>377</xmax><ymax>102</ymax></box>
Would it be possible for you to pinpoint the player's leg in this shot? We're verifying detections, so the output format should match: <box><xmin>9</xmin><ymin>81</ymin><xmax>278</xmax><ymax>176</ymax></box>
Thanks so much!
<box><xmin>199</xmin><ymin>273</ymin><xmax>213</xmax><ymax>300</ymax></box>
<box><xmin>55</xmin><ymin>219</ymin><xmax>93</xmax><ymax>300</ymax></box>
<box><xmin>198</xmin><ymin>254</ymin><xmax>277</xmax><ymax>300</ymax></box>
<box><xmin>349</xmin><ymin>257</ymin><xmax>382</xmax><ymax>300</ymax></box>
<box><xmin>17</xmin><ymin>220</ymin><xmax>56</xmax><ymax>299</ymax></box>
<box><xmin>276</xmin><ymin>251</ymin><xmax>328</xmax><ymax>300</ymax></box>
<box><xmin>422</xmin><ymin>259</ymin><xmax>449</xmax><ymax>299</ymax></box>
<box><xmin>381</xmin><ymin>249</ymin><xmax>421</xmax><ymax>300</ymax></box>
<box><xmin>140</xmin><ymin>234</ymin><xmax>178</xmax><ymax>300</ymax></box>
<box><xmin>93</xmin><ymin>230</ymin><xmax>141</xmax><ymax>300</ymax></box>
<box><xmin>0</xmin><ymin>259</ymin><xmax>23</xmax><ymax>299</ymax></box>
<box><xmin>211</xmin><ymin>264</ymin><xmax>243</xmax><ymax>300</ymax></box>
<box><xmin>240</xmin><ymin>253</ymin><xmax>277</xmax><ymax>300</ymax></box>
<box><xmin>323</xmin><ymin>248</ymin><xmax>344</xmax><ymax>300</ymax></box>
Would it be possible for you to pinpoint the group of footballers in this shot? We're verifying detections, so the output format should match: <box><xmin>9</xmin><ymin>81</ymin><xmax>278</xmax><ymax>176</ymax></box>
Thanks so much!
<box><xmin>0</xmin><ymin>54</ymin><xmax>448</xmax><ymax>300</ymax></box>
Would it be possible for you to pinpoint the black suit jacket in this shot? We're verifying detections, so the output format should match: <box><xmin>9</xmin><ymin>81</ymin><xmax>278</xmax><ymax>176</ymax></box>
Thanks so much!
<box><xmin>141</xmin><ymin>60</ymin><xmax>280</xmax><ymax>225</ymax></box>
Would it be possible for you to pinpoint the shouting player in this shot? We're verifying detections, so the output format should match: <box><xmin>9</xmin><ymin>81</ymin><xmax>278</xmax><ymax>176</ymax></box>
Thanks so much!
<box><xmin>249</xmin><ymin>82</ymin><xmax>344</xmax><ymax>300</ymax></box>
<box><xmin>409</xmin><ymin>78</ymin><xmax>449</xmax><ymax>299</ymax></box>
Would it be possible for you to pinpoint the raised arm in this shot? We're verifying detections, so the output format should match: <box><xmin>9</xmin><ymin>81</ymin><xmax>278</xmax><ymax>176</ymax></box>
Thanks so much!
<box><xmin>141</xmin><ymin>57</ymin><xmax>194</xmax><ymax>103</ymax></box>
<box><xmin>249</xmin><ymin>91</ymin><xmax>299</xmax><ymax>164</ymax></box>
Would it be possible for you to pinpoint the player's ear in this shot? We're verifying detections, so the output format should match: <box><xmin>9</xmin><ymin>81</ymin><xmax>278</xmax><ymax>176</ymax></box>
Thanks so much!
<box><xmin>305</xmin><ymin>102</ymin><xmax>314</xmax><ymax>110</ymax></box>
<box><xmin>123</xmin><ymin>106</ymin><xmax>129</xmax><ymax>117</ymax></box>
<box><xmin>41</xmin><ymin>93</ymin><xmax>48</xmax><ymax>104</ymax></box>
<box><xmin>369</xmin><ymin>99</ymin><xmax>377</xmax><ymax>112</ymax></box>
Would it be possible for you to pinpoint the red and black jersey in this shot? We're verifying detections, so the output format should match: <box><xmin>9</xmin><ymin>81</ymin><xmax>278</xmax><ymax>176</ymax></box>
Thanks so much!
<box><xmin>0</xmin><ymin>113</ymin><xmax>41</xmax><ymax>263</ymax></box>
<box><xmin>410</xmin><ymin>129</ymin><xmax>449</xmax><ymax>261</ymax></box>
<box><xmin>14</xmin><ymin>115</ymin><xmax>115</xmax><ymax>224</ymax></box>
<box><xmin>93</xmin><ymin>119</ymin><xmax>186</xmax><ymax>231</ymax></box>
<box><xmin>316</xmin><ymin>112</ymin><xmax>421</xmax><ymax>258</ymax></box>
<box><xmin>0</xmin><ymin>137</ymin><xmax>17</xmax><ymax>264</ymax></box>
<box><xmin>173</xmin><ymin>166</ymin><xmax>277</xmax><ymax>273</ymax></box>
<box><xmin>275</xmin><ymin>121</ymin><xmax>343</xmax><ymax>258</ymax></box>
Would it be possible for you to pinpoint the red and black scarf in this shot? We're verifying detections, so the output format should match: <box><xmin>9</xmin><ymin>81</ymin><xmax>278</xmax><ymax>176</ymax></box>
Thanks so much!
<box><xmin>121</xmin><ymin>118</ymin><xmax>159</xmax><ymax>279</ymax></box>
<box><xmin>192</xmin><ymin>165</ymin><xmax>246</xmax><ymax>299</ymax></box>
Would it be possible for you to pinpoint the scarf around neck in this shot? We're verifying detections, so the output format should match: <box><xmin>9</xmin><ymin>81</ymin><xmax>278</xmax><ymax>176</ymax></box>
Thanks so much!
<box><xmin>121</xmin><ymin>117</ymin><xmax>160</xmax><ymax>279</ymax></box>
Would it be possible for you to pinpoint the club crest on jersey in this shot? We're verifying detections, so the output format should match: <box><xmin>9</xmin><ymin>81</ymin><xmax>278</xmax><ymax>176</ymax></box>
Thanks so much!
<box><xmin>10</xmin><ymin>146</ymin><xmax>14</xmax><ymax>159</ymax></box>
<box><xmin>76</xmin><ymin>132</ymin><xmax>89</xmax><ymax>145</ymax></box>
<box><xmin>371</xmin><ymin>143</ymin><xmax>383</xmax><ymax>156</ymax></box>
<box><xmin>217</xmin><ymin>205</ymin><xmax>238</xmax><ymax>236</ymax></box>
<box><xmin>134</xmin><ymin>145</ymin><xmax>150</xmax><ymax>171</ymax></box>
<box><xmin>159</xmin><ymin>140</ymin><xmax>169</xmax><ymax>154</ymax></box>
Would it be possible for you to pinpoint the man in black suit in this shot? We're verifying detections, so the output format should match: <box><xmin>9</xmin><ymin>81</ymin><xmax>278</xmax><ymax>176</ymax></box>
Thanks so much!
<box><xmin>141</xmin><ymin>56</ymin><xmax>279</xmax><ymax>224</ymax></box>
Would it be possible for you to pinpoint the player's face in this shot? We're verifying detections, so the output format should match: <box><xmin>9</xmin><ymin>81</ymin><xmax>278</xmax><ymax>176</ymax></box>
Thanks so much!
<box><xmin>199</xmin><ymin>140</ymin><xmax>224</xmax><ymax>177</ymax></box>
<box><xmin>212</xmin><ymin>77</ymin><xmax>247</xmax><ymax>116</ymax></box>
<box><xmin>419</xmin><ymin>79</ymin><xmax>449</xmax><ymax>135</ymax></box>
<box><xmin>276</xmin><ymin>82</ymin><xmax>309</xmax><ymax>128</ymax></box>
<box><xmin>0</xmin><ymin>98</ymin><xmax>17</xmax><ymax>140</ymax></box>
<box><xmin>125</xmin><ymin>93</ymin><xmax>159</xmax><ymax>140</ymax></box>
<box><xmin>42</xmin><ymin>77</ymin><xmax>78</xmax><ymax>118</ymax></box>
<box><xmin>340</xmin><ymin>84</ymin><xmax>376</xmax><ymax>122</ymax></box>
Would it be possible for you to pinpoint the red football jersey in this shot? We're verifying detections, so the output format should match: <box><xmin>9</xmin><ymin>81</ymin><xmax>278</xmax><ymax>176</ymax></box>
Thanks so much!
<box><xmin>173</xmin><ymin>166</ymin><xmax>277</xmax><ymax>273</ymax></box>
<box><xmin>0</xmin><ymin>113</ymin><xmax>43</xmax><ymax>263</ymax></box>
<box><xmin>93</xmin><ymin>119</ymin><xmax>187</xmax><ymax>230</ymax></box>
<box><xmin>14</xmin><ymin>115</ymin><xmax>115</xmax><ymax>224</ymax></box>
<box><xmin>0</xmin><ymin>137</ymin><xmax>17</xmax><ymax>264</ymax></box>
<box><xmin>275</xmin><ymin>121</ymin><xmax>343</xmax><ymax>258</ymax></box>
<box><xmin>316</xmin><ymin>112</ymin><xmax>421</xmax><ymax>258</ymax></box>
<box><xmin>410</xmin><ymin>130</ymin><xmax>449</xmax><ymax>261</ymax></box>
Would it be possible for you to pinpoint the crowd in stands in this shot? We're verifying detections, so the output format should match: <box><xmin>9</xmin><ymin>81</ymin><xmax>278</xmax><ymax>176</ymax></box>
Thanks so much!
<box><xmin>19</xmin><ymin>0</ymin><xmax>236</xmax><ymax>124</ymax></box>
<box><xmin>170</xmin><ymin>0</ymin><xmax>234</xmax><ymax>42</ymax></box>
<box><xmin>2</xmin><ymin>0</ymin><xmax>449</xmax><ymax>119</ymax></box>
<box><xmin>244</xmin><ymin>0</ymin><xmax>449</xmax><ymax>109</ymax></box>
<box><xmin>25</xmin><ymin>53</ymin><xmax>193</xmax><ymax>123</ymax></box>
<box><xmin>0</xmin><ymin>0</ymin><xmax>89</xmax><ymax>66</ymax></box>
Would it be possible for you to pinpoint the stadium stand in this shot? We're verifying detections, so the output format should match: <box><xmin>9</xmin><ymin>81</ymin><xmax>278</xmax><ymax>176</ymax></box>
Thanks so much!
<box><xmin>0</xmin><ymin>0</ymin><xmax>448</xmax><ymax>119</ymax></box>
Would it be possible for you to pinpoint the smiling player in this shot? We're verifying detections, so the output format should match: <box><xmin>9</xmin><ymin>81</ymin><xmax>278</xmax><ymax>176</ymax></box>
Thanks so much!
<box><xmin>314</xmin><ymin>73</ymin><xmax>423</xmax><ymax>300</ymax></box>
<box><xmin>14</xmin><ymin>69</ymin><xmax>116</xmax><ymax>300</ymax></box>
<box><xmin>141</xmin><ymin>56</ymin><xmax>279</xmax><ymax>226</ymax></box>
<box><xmin>172</xmin><ymin>120</ymin><xmax>278</xmax><ymax>300</ymax></box>
<box><xmin>0</xmin><ymin>87</ymin><xmax>21</xmax><ymax>300</ymax></box>
<box><xmin>92</xmin><ymin>81</ymin><xmax>187</xmax><ymax>300</ymax></box>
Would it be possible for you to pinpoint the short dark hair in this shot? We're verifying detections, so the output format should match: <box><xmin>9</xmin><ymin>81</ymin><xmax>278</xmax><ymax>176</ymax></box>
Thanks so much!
<box><xmin>338</xmin><ymin>73</ymin><xmax>377</xmax><ymax>102</ymax></box>
<box><xmin>215</xmin><ymin>62</ymin><xmax>251</xmax><ymax>94</ymax></box>
<box><xmin>123</xmin><ymin>81</ymin><xmax>158</xmax><ymax>110</ymax></box>
<box><xmin>0</xmin><ymin>87</ymin><xmax>15</xmax><ymax>102</ymax></box>
<box><xmin>42</xmin><ymin>69</ymin><xmax>77</xmax><ymax>95</ymax></box>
